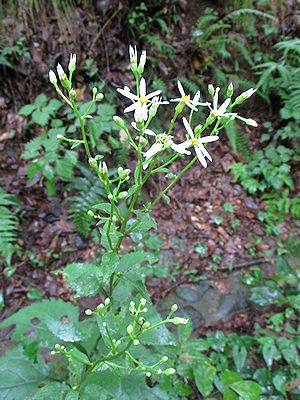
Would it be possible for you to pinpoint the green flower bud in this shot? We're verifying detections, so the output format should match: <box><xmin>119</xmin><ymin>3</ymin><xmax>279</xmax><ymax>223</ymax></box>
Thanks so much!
<box><xmin>69</xmin><ymin>88</ymin><xmax>76</xmax><ymax>99</ymax></box>
<box><xmin>89</xmin><ymin>157</ymin><xmax>98</xmax><ymax>170</ymax></box>
<box><xmin>133</xmin><ymin>339</ymin><xmax>140</xmax><ymax>346</ymax></box>
<box><xmin>235</xmin><ymin>88</ymin><xmax>257</xmax><ymax>105</ymax></box>
<box><xmin>87</xmin><ymin>210</ymin><xmax>94</xmax><ymax>217</ymax></box>
<box><xmin>55</xmin><ymin>344</ymin><xmax>61</xmax><ymax>351</ymax></box>
<box><xmin>92</xmin><ymin>87</ymin><xmax>97</xmax><ymax>96</ymax></box>
<box><xmin>143</xmin><ymin>321</ymin><xmax>150</xmax><ymax>328</ymax></box>
<box><xmin>57</xmin><ymin>133</ymin><xmax>63</xmax><ymax>139</ymax></box>
<box><xmin>161</xmin><ymin>356</ymin><xmax>168</xmax><ymax>363</ymax></box>
<box><xmin>96</xmin><ymin>93</ymin><xmax>104</xmax><ymax>102</ymax></box>
<box><xmin>85</xmin><ymin>309</ymin><xmax>93</xmax><ymax>316</ymax></box>
<box><xmin>208</xmin><ymin>84</ymin><xmax>215</xmax><ymax>96</ymax></box>
<box><xmin>49</xmin><ymin>70</ymin><xmax>57</xmax><ymax>85</ymax></box>
<box><xmin>127</xmin><ymin>324</ymin><xmax>134</xmax><ymax>335</ymax></box>
<box><xmin>164</xmin><ymin>368</ymin><xmax>176</xmax><ymax>376</ymax></box>
<box><xmin>227</xmin><ymin>82</ymin><xmax>234</xmax><ymax>97</ymax></box>
<box><xmin>171</xmin><ymin>304</ymin><xmax>178</xmax><ymax>312</ymax></box>
<box><xmin>104</xmin><ymin>298</ymin><xmax>111</xmax><ymax>306</ymax></box>
<box><xmin>130</xmin><ymin>301</ymin><xmax>135</xmax><ymax>307</ymax></box>
<box><xmin>170</xmin><ymin>317</ymin><xmax>189</xmax><ymax>325</ymax></box>
<box><xmin>140</xmin><ymin>298</ymin><xmax>147</xmax><ymax>306</ymax></box>
<box><xmin>118</xmin><ymin>191</ymin><xmax>128</xmax><ymax>200</ymax></box>
<box><xmin>146</xmin><ymin>372</ymin><xmax>152</xmax><ymax>377</ymax></box>
<box><xmin>113</xmin><ymin>115</ymin><xmax>125</xmax><ymax>127</ymax></box>
<box><xmin>68</xmin><ymin>53</ymin><xmax>76</xmax><ymax>74</ymax></box>
<box><xmin>97</xmin><ymin>304</ymin><xmax>105</xmax><ymax>312</ymax></box>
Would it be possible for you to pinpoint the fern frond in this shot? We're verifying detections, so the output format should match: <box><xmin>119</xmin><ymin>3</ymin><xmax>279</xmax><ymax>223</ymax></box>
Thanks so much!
<box><xmin>67</xmin><ymin>165</ymin><xmax>105</xmax><ymax>237</ymax></box>
<box><xmin>225</xmin><ymin>121</ymin><xmax>251</xmax><ymax>160</ymax></box>
<box><xmin>226</xmin><ymin>8</ymin><xmax>275</xmax><ymax>21</ymax></box>
<box><xmin>0</xmin><ymin>187</ymin><xmax>21</xmax><ymax>265</ymax></box>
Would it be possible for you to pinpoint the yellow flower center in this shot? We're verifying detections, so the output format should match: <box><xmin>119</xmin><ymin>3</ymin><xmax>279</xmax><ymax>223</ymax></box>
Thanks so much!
<box><xmin>139</xmin><ymin>97</ymin><xmax>148</xmax><ymax>104</ymax></box>
<box><xmin>191</xmin><ymin>138</ymin><xmax>198</xmax><ymax>146</ymax></box>
<box><xmin>181</xmin><ymin>94</ymin><xmax>190</xmax><ymax>104</ymax></box>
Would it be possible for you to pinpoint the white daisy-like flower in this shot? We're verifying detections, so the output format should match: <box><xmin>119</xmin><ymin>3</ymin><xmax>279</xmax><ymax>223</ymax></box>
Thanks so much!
<box><xmin>208</xmin><ymin>87</ymin><xmax>237</xmax><ymax>118</ymax></box>
<box><xmin>170</xmin><ymin>81</ymin><xmax>210</xmax><ymax>112</ymax></box>
<box><xmin>117</xmin><ymin>78</ymin><xmax>162</xmax><ymax>122</ymax></box>
<box><xmin>182</xmin><ymin>117</ymin><xmax>219</xmax><ymax>168</ymax></box>
<box><xmin>131</xmin><ymin>123</ymin><xmax>190</xmax><ymax>160</ymax></box>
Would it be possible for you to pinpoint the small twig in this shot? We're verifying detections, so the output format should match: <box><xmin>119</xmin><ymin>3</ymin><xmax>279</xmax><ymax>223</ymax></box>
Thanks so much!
<box><xmin>218</xmin><ymin>258</ymin><xmax>267</xmax><ymax>272</ymax></box>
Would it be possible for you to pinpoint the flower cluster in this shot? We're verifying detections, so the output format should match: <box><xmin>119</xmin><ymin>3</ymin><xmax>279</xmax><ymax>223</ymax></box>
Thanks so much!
<box><xmin>115</xmin><ymin>46</ymin><xmax>258</xmax><ymax>169</ymax></box>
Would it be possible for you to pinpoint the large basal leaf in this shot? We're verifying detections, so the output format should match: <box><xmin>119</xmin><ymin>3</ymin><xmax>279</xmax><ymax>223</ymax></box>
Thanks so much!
<box><xmin>0</xmin><ymin>299</ymin><xmax>79</xmax><ymax>347</ymax></box>
<box><xmin>250</xmin><ymin>286</ymin><xmax>285</xmax><ymax>306</ymax></box>
<box><xmin>0</xmin><ymin>347</ymin><xmax>47</xmax><ymax>400</ymax></box>
<box><xmin>63</xmin><ymin>262</ymin><xmax>103</xmax><ymax>298</ymax></box>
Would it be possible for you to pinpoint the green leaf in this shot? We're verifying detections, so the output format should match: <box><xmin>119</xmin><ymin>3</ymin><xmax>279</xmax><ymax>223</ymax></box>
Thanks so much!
<box><xmin>132</xmin><ymin>210</ymin><xmax>157</xmax><ymax>234</ymax></box>
<box><xmin>35</xmin><ymin>93</ymin><xmax>47</xmax><ymax>106</ymax></box>
<box><xmin>0</xmin><ymin>299</ymin><xmax>79</xmax><ymax>347</ymax></box>
<box><xmin>193</xmin><ymin>362</ymin><xmax>216</xmax><ymax>397</ymax></box>
<box><xmin>63</xmin><ymin>263</ymin><xmax>103</xmax><ymax>298</ymax></box>
<box><xmin>232</xmin><ymin>345</ymin><xmax>247</xmax><ymax>372</ymax></box>
<box><xmin>101</xmin><ymin>252</ymin><xmax>119</xmax><ymax>283</ymax></box>
<box><xmin>32</xmin><ymin>382</ymin><xmax>69</xmax><ymax>400</ymax></box>
<box><xmin>0</xmin><ymin>347</ymin><xmax>47</xmax><ymax>400</ymax></box>
<box><xmin>250</xmin><ymin>286</ymin><xmax>285</xmax><ymax>306</ymax></box>
<box><xmin>32</xmin><ymin>108</ymin><xmax>49</xmax><ymax>126</ymax></box>
<box><xmin>272</xmin><ymin>373</ymin><xmax>286</xmax><ymax>395</ymax></box>
<box><xmin>46</xmin><ymin>317</ymin><xmax>86</xmax><ymax>342</ymax></box>
<box><xmin>230</xmin><ymin>381</ymin><xmax>262</xmax><ymax>400</ymax></box>
<box><xmin>19</xmin><ymin>103</ymin><xmax>36</xmax><ymax>116</ymax></box>
<box><xmin>262</xmin><ymin>342</ymin><xmax>281</xmax><ymax>367</ymax></box>
<box><xmin>221</xmin><ymin>370</ymin><xmax>242</xmax><ymax>386</ymax></box>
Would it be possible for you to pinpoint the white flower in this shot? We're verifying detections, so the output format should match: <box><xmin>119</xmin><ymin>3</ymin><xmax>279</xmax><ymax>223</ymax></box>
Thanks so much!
<box><xmin>182</xmin><ymin>117</ymin><xmax>219</xmax><ymax>168</ymax></box>
<box><xmin>117</xmin><ymin>78</ymin><xmax>162</xmax><ymax>122</ymax></box>
<box><xmin>208</xmin><ymin>87</ymin><xmax>237</xmax><ymax>118</ymax></box>
<box><xmin>236</xmin><ymin>116</ymin><xmax>258</xmax><ymax>127</ymax></box>
<box><xmin>49</xmin><ymin>69</ymin><xmax>57</xmax><ymax>85</ymax></box>
<box><xmin>68</xmin><ymin>53</ymin><xmax>76</xmax><ymax>73</ymax></box>
<box><xmin>129</xmin><ymin>45</ymin><xmax>146</xmax><ymax>73</ymax></box>
<box><xmin>234</xmin><ymin>88</ymin><xmax>257</xmax><ymax>105</ymax></box>
<box><xmin>132</xmin><ymin>124</ymin><xmax>191</xmax><ymax>161</ymax></box>
<box><xmin>138</xmin><ymin>50</ymin><xmax>146</xmax><ymax>73</ymax></box>
<box><xmin>170</xmin><ymin>81</ymin><xmax>210</xmax><ymax>112</ymax></box>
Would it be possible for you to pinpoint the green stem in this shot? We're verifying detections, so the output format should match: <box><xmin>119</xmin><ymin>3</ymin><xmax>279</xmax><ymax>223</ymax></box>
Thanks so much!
<box><xmin>71</xmin><ymin>100</ymin><xmax>92</xmax><ymax>159</ymax></box>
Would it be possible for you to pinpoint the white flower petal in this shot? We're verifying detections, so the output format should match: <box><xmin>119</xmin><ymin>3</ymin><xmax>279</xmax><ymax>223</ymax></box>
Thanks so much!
<box><xmin>140</xmin><ymin>78</ymin><xmax>146</xmax><ymax>98</ymax></box>
<box><xmin>170</xmin><ymin>98</ymin><xmax>181</xmax><ymax>103</ymax></box>
<box><xmin>182</xmin><ymin>117</ymin><xmax>195</xmax><ymax>139</ymax></box>
<box><xmin>142</xmin><ymin>103</ymin><xmax>148</xmax><ymax>121</ymax></box>
<box><xmin>197</xmin><ymin>142</ymin><xmax>212</xmax><ymax>162</ymax></box>
<box><xmin>145</xmin><ymin>129</ymin><xmax>156</xmax><ymax>136</ymax></box>
<box><xmin>124</xmin><ymin>103</ymin><xmax>138</xmax><ymax>113</ymax></box>
<box><xmin>146</xmin><ymin>90</ymin><xmax>162</xmax><ymax>99</ymax></box>
<box><xmin>193</xmin><ymin>90</ymin><xmax>200</xmax><ymax>104</ymax></box>
<box><xmin>218</xmin><ymin>98</ymin><xmax>231</xmax><ymax>116</ymax></box>
<box><xmin>171</xmin><ymin>142</ymin><xmax>191</xmax><ymax>155</ymax></box>
<box><xmin>214</xmin><ymin>87</ymin><xmax>220</xmax><ymax>110</ymax></box>
<box><xmin>187</xmin><ymin>102</ymin><xmax>198</xmax><ymax>112</ymax></box>
<box><xmin>117</xmin><ymin>88</ymin><xmax>138</xmax><ymax>101</ymax></box>
<box><xmin>134</xmin><ymin>104</ymin><xmax>144</xmax><ymax>122</ymax></box>
<box><xmin>143</xmin><ymin>143</ymin><xmax>163</xmax><ymax>160</ymax></box>
<box><xmin>177</xmin><ymin>80</ymin><xmax>185</xmax><ymax>97</ymax></box>
<box><xmin>194</xmin><ymin>146</ymin><xmax>207</xmax><ymax>168</ymax></box>
<box><xmin>198</xmin><ymin>135</ymin><xmax>219</xmax><ymax>144</ymax></box>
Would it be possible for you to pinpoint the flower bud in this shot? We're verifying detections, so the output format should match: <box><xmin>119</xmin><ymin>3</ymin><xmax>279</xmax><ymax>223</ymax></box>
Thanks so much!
<box><xmin>127</xmin><ymin>324</ymin><xmax>134</xmax><ymax>335</ymax></box>
<box><xmin>146</xmin><ymin>372</ymin><xmax>151</xmax><ymax>377</ymax></box>
<box><xmin>118</xmin><ymin>191</ymin><xmax>128</xmax><ymax>200</ymax></box>
<box><xmin>97</xmin><ymin>304</ymin><xmax>105</xmax><ymax>311</ymax></box>
<box><xmin>129</xmin><ymin>45</ymin><xmax>138</xmax><ymax>71</ymax></box>
<box><xmin>164</xmin><ymin>368</ymin><xmax>176</xmax><ymax>376</ymax></box>
<box><xmin>170</xmin><ymin>317</ymin><xmax>189</xmax><ymax>325</ymax></box>
<box><xmin>130</xmin><ymin>301</ymin><xmax>135</xmax><ymax>307</ymax></box>
<box><xmin>113</xmin><ymin>115</ymin><xmax>125</xmax><ymax>127</ymax></box>
<box><xmin>57</xmin><ymin>134</ymin><xmax>63</xmax><ymax>139</ymax></box>
<box><xmin>208</xmin><ymin>84</ymin><xmax>215</xmax><ymax>96</ymax></box>
<box><xmin>89</xmin><ymin>157</ymin><xmax>98</xmax><ymax>170</ymax></box>
<box><xmin>99</xmin><ymin>161</ymin><xmax>108</xmax><ymax>179</ymax></box>
<box><xmin>138</xmin><ymin>317</ymin><xmax>145</xmax><ymax>325</ymax></box>
<box><xmin>104</xmin><ymin>298</ymin><xmax>110</xmax><ymax>306</ymax></box>
<box><xmin>235</xmin><ymin>88</ymin><xmax>257</xmax><ymax>105</ymax></box>
<box><xmin>140</xmin><ymin>298</ymin><xmax>147</xmax><ymax>306</ymax></box>
<box><xmin>108</xmin><ymin>193</ymin><xmax>114</xmax><ymax>201</ymax></box>
<box><xmin>68</xmin><ymin>53</ymin><xmax>76</xmax><ymax>74</ymax></box>
<box><xmin>57</xmin><ymin>64</ymin><xmax>67</xmax><ymax>83</ymax></box>
<box><xmin>85</xmin><ymin>309</ymin><xmax>93</xmax><ymax>315</ymax></box>
<box><xmin>138</xmin><ymin>50</ymin><xmax>146</xmax><ymax>74</ymax></box>
<box><xmin>49</xmin><ymin>69</ymin><xmax>57</xmax><ymax>85</ymax></box>
<box><xmin>69</xmin><ymin>88</ymin><xmax>76</xmax><ymax>99</ymax></box>
<box><xmin>133</xmin><ymin>339</ymin><xmax>140</xmax><ymax>346</ymax></box>
<box><xmin>87</xmin><ymin>210</ymin><xmax>95</xmax><ymax>217</ymax></box>
<box><xmin>157</xmin><ymin>369</ymin><xmax>162</xmax><ymax>375</ymax></box>
<box><xmin>227</xmin><ymin>82</ymin><xmax>234</xmax><ymax>98</ymax></box>
<box><xmin>171</xmin><ymin>304</ymin><xmax>178</xmax><ymax>312</ymax></box>
<box><xmin>55</xmin><ymin>344</ymin><xmax>61</xmax><ymax>351</ymax></box>
<box><xmin>161</xmin><ymin>356</ymin><xmax>168</xmax><ymax>363</ymax></box>
<box><xmin>92</xmin><ymin>87</ymin><xmax>97</xmax><ymax>96</ymax></box>
<box><xmin>236</xmin><ymin>116</ymin><xmax>258</xmax><ymax>127</ymax></box>
<box><xmin>194</xmin><ymin>124</ymin><xmax>203</xmax><ymax>135</ymax></box>
<box><xmin>143</xmin><ymin>321</ymin><xmax>150</xmax><ymax>328</ymax></box>
<box><xmin>96</xmin><ymin>93</ymin><xmax>104</xmax><ymax>102</ymax></box>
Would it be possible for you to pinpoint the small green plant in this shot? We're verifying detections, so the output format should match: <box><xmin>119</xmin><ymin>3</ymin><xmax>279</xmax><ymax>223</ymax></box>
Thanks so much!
<box><xmin>0</xmin><ymin>36</ymin><xmax>30</xmax><ymax>68</ymax></box>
